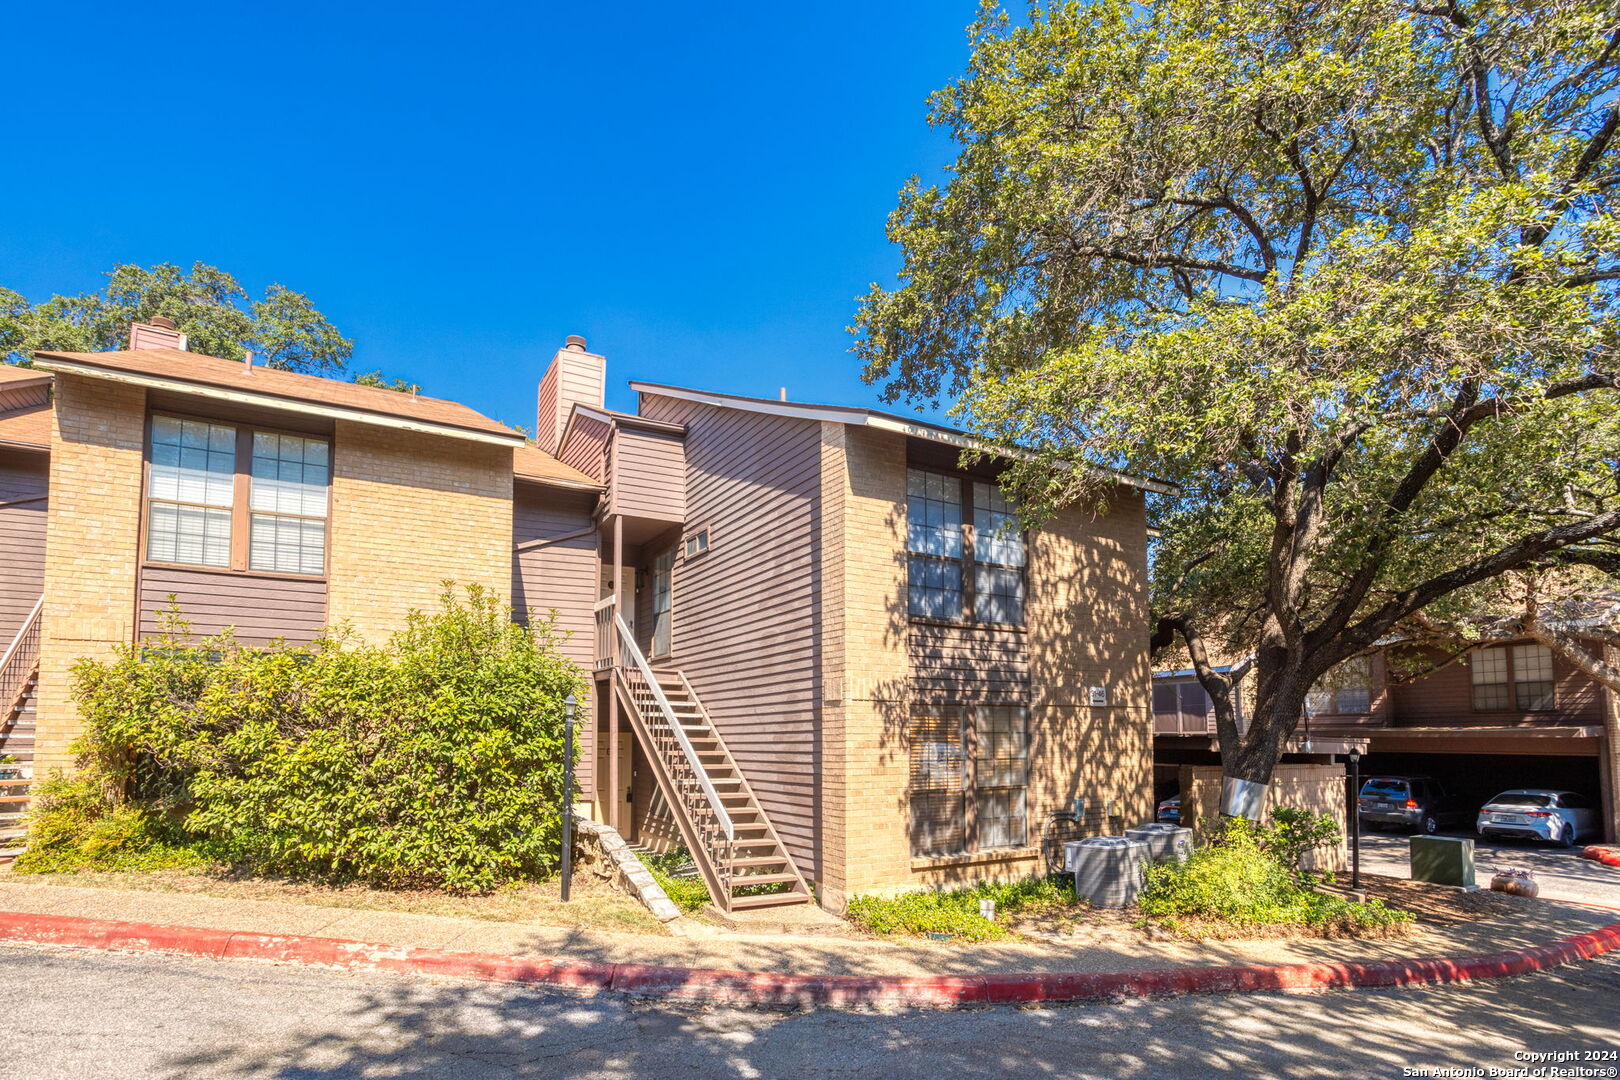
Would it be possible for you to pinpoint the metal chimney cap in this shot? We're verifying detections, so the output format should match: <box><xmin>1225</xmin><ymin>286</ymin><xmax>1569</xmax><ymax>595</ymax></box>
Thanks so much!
<box><xmin>564</xmin><ymin>334</ymin><xmax>587</xmax><ymax>352</ymax></box>
<box><xmin>148</xmin><ymin>315</ymin><xmax>178</xmax><ymax>330</ymax></box>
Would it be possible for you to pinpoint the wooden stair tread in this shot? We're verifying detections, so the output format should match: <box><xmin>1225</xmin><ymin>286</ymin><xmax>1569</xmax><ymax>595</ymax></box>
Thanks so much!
<box><xmin>727</xmin><ymin>891</ymin><xmax>812</xmax><ymax>910</ymax></box>
<box><xmin>730</xmin><ymin>872</ymin><xmax>800</xmax><ymax>886</ymax></box>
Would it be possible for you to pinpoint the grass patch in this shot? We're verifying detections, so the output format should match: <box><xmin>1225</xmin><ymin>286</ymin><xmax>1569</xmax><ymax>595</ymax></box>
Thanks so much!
<box><xmin>846</xmin><ymin>876</ymin><xmax>1078</xmax><ymax>942</ymax></box>
<box><xmin>0</xmin><ymin>868</ymin><xmax>669</xmax><ymax>936</ymax></box>
<box><xmin>635</xmin><ymin>848</ymin><xmax>712</xmax><ymax>914</ymax></box>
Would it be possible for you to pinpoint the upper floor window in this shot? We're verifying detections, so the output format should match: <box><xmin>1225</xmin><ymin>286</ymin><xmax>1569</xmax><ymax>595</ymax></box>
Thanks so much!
<box><xmin>1306</xmin><ymin>655</ymin><xmax>1373</xmax><ymax>716</ymax></box>
<box><xmin>1470</xmin><ymin>643</ymin><xmax>1555</xmax><ymax>712</ymax></box>
<box><xmin>146</xmin><ymin>415</ymin><xmax>330</xmax><ymax>577</ymax></box>
<box><xmin>906</xmin><ymin>468</ymin><xmax>1026</xmax><ymax>625</ymax></box>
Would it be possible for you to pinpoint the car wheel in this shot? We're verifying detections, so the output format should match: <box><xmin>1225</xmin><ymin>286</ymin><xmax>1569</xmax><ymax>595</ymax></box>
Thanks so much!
<box><xmin>1420</xmin><ymin>815</ymin><xmax>1438</xmax><ymax>835</ymax></box>
<box><xmin>1557</xmin><ymin>823</ymin><xmax>1576</xmax><ymax>848</ymax></box>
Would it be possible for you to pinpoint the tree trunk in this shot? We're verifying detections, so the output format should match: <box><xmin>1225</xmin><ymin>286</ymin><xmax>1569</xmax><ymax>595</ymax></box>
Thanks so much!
<box><xmin>1215</xmin><ymin>675</ymin><xmax>1312</xmax><ymax>819</ymax></box>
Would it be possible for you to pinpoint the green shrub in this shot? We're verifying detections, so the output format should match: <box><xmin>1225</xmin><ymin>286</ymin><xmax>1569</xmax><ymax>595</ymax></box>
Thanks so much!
<box><xmin>19</xmin><ymin>585</ymin><xmax>585</xmax><ymax>893</ymax></box>
<box><xmin>1259</xmin><ymin>808</ymin><xmax>1343</xmax><ymax>880</ymax></box>
<box><xmin>1140</xmin><ymin>819</ymin><xmax>1410</xmax><ymax>937</ymax></box>
<box><xmin>846</xmin><ymin>876</ymin><xmax>1075</xmax><ymax>941</ymax></box>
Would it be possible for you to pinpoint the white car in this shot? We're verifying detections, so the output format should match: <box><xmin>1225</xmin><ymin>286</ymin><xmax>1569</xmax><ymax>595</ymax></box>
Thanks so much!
<box><xmin>1476</xmin><ymin>789</ymin><xmax>1599</xmax><ymax>848</ymax></box>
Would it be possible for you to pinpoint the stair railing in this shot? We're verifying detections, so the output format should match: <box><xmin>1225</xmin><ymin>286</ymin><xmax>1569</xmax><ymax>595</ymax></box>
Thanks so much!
<box><xmin>0</xmin><ymin>597</ymin><xmax>42</xmax><ymax>720</ymax></box>
<box><xmin>612</xmin><ymin>611</ymin><xmax>735</xmax><ymax>891</ymax></box>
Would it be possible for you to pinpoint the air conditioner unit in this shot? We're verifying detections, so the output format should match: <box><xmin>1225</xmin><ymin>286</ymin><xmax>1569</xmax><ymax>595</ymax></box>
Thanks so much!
<box><xmin>1063</xmin><ymin>836</ymin><xmax>1147</xmax><ymax>908</ymax></box>
<box><xmin>1125</xmin><ymin>823</ymin><xmax>1193</xmax><ymax>864</ymax></box>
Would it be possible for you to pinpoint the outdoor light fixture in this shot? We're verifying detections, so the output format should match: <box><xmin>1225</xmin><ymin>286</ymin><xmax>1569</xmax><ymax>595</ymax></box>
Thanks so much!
<box><xmin>560</xmin><ymin>692</ymin><xmax>578</xmax><ymax>903</ymax></box>
<box><xmin>1346</xmin><ymin>745</ymin><xmax>1362</xmax><ymax>890</ymax></box>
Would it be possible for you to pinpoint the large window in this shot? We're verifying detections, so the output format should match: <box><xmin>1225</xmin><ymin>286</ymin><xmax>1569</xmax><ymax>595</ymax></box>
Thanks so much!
<box><xmin>908</xmin><ymin>705</ymin><xmax>1029</xmax><ymax>857</ymax></box>
<box><xmin>1305</xmin><ymin>655</ymin><xmax>1374</xmax><ymax>716</ymax></box>
<box><xmin>906</xmin><ymin>468</ymin><xmax>1026</xmax><ymax>625</ymax></box>
<box><xmin>146</xmin><ymin>415</ymin><xmax>330</xmax><ymax>577</ymax></box>
<box><xmin>1470</xmin><ymin>643</ymin><xmax>1556</xmax><ymax>712</ymax></box>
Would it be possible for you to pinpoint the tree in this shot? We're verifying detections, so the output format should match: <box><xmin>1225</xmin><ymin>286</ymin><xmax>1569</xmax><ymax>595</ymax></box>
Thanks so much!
<box><xmin>853</xmin><ymin>0</ymin><xmax>1620</xmax><ymax>812</ymax></box>
<box><xmin>0</xmin><ymin>262</ymin><xmax>352</xmax><ymax>375</ymax></box>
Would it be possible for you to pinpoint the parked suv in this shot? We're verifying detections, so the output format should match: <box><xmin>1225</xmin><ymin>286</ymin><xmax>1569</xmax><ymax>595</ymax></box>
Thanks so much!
<box><xmin>1357</xmin><ymin>776</ymin><xmax>1461</xmax><ymax>835</ymax></box>
<box><xmin>1477</xmin><ymin>789</ymin><xmax>1598</xmax><ymax>847</ymax></box>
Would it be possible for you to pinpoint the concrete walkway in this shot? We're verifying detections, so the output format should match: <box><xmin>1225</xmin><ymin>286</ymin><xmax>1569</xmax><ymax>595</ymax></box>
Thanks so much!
<box><xmin>0</xmin><ymin>877</ymin><xmax>1608</xmax><ymax>978</ymax></box>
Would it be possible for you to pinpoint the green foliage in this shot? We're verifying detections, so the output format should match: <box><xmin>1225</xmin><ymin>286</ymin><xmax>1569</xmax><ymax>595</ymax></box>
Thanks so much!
<box><xmin>352</xmin><ymin>370</ymin><xmax>421</xmax><ymax>394</ymax></box>
<box><xmin>635</xmin><ymin>848</ymin><xmax>713</xmax><ymax>913</ymax></box>
<box><xmin>0</xmin><ymin>262</ymin><xmax>351</xmax><ymax>373</ymax></box>
<box><xmin>15</xmin><ymin>773</ymin><xmax>212</xmax><ymax>874</ymax></box>
<box><xmin>1259</xmin><ymin>808</ymin><xmax>1343</xmax><ymax>880</ymax></box>
<box><xmin>853</xmin><ymin>0</ymin><xmax>1620</xmax><ymax>782</ymax></box>
<box><xmin>1141</xmin><ymin>820</ymin><xmax>1410</xmax><ymax>937</ymax></box>
<box><xmin>846</xmin><ymin>876</ymin><xmax>1075</xmax><ymax>941</ymax></box>
<box><xmin>19</xmin><ymin>586</ymin><xmax>585</xmax><ymax>892</ymax></box>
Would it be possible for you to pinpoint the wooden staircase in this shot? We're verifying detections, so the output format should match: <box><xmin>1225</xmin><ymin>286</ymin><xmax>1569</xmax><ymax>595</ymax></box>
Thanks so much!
<box><xmin>601</xmin><ymin>604</ymin><xmax>811</xmax><ymax>912</ymax></box>
<box><xmin>0</xmin><ymin>598</ymin><xmax>43</xmax><ymax>860</ymax></box>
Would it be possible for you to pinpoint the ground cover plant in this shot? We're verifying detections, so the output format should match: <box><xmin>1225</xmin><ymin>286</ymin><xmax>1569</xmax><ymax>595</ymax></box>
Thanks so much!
<box><xmin>635</xmin><ymin>848</ymin><xmax>711</xmax><ymax>914</ymax></box>
<box><xmin>19</xmin><ymin>585</ymin><xmax>585</xmax><ymax>893</ymax></box>
<box><xmin>845</xmin><ymin>876</ymin><xmax>1076</xmax><ymax>942</ymax></box>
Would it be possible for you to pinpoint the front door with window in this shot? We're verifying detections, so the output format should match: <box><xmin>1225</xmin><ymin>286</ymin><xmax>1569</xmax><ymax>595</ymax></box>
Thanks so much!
<box><xmin>651</xmin><ymin>548</ymin><xmax>673</xmax><ymax>658</ymax></box>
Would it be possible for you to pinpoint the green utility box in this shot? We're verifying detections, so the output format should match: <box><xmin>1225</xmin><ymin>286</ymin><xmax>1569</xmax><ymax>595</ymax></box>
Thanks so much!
<box><xmin>1409</xmin><ymin>835</ymin><xmax>1476</xmax><ymax>888</ymax></box>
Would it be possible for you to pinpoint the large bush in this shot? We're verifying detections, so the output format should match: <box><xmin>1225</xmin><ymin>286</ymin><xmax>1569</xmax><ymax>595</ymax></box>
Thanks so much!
<box><xmin>1140</xmin><ymin>818</ymin><xmax>1410</xmax><ymax>937</ymax></box>
<box><xmin>18</xmin><ymin>585</ymin><xmax>585</xmax><ymax>892</ymax></box>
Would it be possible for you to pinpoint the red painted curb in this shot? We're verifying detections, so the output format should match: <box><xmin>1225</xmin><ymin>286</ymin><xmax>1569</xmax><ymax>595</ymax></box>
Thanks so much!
<box><xmin>0</xmin><ymin>910</ymin><xmax>1615</xmax><ymax>1010</ymax></box>
<box><xmin>1581</xmin><ymin>845</ymin><xmax>1620</xmax><ymax>868</ymax></box>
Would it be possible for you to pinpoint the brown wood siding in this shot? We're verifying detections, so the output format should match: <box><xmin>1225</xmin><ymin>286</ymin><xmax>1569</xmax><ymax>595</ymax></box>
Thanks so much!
<box><xmin>136</xmin><ymin>566</ymin><xmax>327</xmax><ymax>645</ymax></box>
<box><xmin>608</xmin><ymin>426</ymin><xmax>686</xmax><ymax>524</ymax></box>
<box><xmin>512</xmin><ymin>484</ymin><xmax>600</xmax><ymax>792</ymax></box>
<box><xmin>639</xmin><ymin>393</ymin><xmax>823</xmax><ymax>878</ymax></box>
<box><xmin>0</xmin><ymin>384</ymin><xmax>49</xmax><ymax>412</ymax></box>
<box><xmin>1389</xmin><ymin>642</ymin><xmax>1603</xmax><ymax>727</ymax></box>
<box><xmin>909</xmin><ymin>623</ymin><xmax>1030</xmax><ymax>704</ymax></box>
<box><xmin>557</xmin><ymin>414</ymin><xmax>612</xmax><ymax>480</ymax></box>
<box><xmin>0</xmin><ymin>454</ymin><xmax>48</xmax><ymax>651</ymax></box>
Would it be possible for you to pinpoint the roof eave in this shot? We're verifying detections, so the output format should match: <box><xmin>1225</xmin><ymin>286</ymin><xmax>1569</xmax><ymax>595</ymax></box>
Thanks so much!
<box><xmin>36</xmin><ymin>355</ymin><xmax>525</xmax><ymax>448</ymax></box>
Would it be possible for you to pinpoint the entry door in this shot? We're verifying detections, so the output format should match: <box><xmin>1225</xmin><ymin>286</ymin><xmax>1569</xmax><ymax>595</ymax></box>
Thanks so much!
<box><xmin>651</xmin><ymin>548</ymin><xmax>673</xmax><ymax>658</ymax></box>
<box><xmin>595</xmin><ymin>732</ymin><xmax>633</xmax><ymax>827</ymax></box>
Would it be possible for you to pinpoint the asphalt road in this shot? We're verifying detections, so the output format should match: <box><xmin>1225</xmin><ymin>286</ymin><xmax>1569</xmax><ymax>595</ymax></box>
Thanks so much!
<box><xmin>1358</xmin><ymin>830</ymin><xmax>1618</xmax><ymax>906</ymax></box>
<box><xmin>0</xmin><ymin>943</ymin><xmax>1616</xmax><ymax>1080</ymax></box>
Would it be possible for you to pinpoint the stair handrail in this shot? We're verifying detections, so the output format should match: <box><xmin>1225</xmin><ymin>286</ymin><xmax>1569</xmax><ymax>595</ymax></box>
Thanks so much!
<box><xmin>0</xmin><ymin>596</ymin><xmax>43</xmax><ymax>715</ymax></box>
<box><xmin>612</xmin><ymin>612</ymin><xmax>734</xmax><ymax>842</ymax></box>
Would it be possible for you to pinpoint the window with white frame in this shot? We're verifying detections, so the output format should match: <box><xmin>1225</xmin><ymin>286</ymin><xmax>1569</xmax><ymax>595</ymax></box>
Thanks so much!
<box><xmin>1306</xmin><ymin>655</ymin><xmax>1373</xmax><ymax>715</ymax></box>
<box><xmin>972</xmin><ymin>481</ymin><xmax>1026</xmax><ymax>624</ymax></box>
<box><xmin>146</xmin><ymin>415</ymin><xmax>331</xmax><ymax>577</ymax></box>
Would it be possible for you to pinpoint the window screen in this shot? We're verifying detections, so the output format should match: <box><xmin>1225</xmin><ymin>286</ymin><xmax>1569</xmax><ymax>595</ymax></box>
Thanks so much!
<box><xmin>147</xmin><ymin>417</ymin><xmax>237</xmax><ymax>567</ymax></box>
<box><xmin>1470</xmin><ymin>647</ymin><xmax>1511</xmax><ymax>711</ymax></box>
<box><xmin>908</xmin><ymin>707</ymin><xmax>966</xmax><ymax>857</ymax></box>
<box><xmin>1511</xmin><ymin>644</ymin><xmax>1555</xmax><ymax>711</ymax></box>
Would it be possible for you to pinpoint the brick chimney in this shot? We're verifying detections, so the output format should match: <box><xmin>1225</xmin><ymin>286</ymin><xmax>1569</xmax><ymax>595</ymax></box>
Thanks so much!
<box><xmin>129</xmin><ymin>315</ymin><xmax>188</xmax><ymax>352</ymax></box>
<box><xmin>536</xmin><ymin>335</ymin><xmax>605</xmax><ymax>453</ymax></box>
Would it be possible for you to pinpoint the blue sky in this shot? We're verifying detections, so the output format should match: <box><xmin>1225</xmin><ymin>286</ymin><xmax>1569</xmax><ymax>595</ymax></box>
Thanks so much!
<box><xmin>2</xmin><ymin>2</ymin><xmax>979</xmax><ymax>431</ymax></box>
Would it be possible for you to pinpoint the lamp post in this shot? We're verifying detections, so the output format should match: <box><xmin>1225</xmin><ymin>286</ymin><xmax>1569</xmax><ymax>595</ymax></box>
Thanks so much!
<box><xmin>560</xmin><ymin>692</ymin><xmax>577</xmax><ymax>903</ymax></box>
<box><xmin>1346</xmin><ymin>745</ymin><xmax>1362</xmax><ymax>891</ymax></box>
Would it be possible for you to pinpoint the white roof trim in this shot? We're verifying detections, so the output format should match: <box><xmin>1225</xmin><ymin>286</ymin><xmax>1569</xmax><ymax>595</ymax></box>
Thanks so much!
<box><xmin>38</xmin><ymin>358</ymin><xmax>525</xmax><ymax>447</ymax></box>
<box><xmin>630</xmin><ymin>381</ymin><xmax>1177</xmax><ymax>495</ymax></box>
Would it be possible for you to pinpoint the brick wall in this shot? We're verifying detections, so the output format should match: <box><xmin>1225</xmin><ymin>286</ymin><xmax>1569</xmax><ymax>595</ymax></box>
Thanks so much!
<box><xmin>35</xmin><ymin>375</ymin><xmax>146</xmax><ymax>776</ymax></box>
<box><xmin>819</xmin><ymin>425</ymin><xmax>1156</xmax><ymax>904</ymax></box>
<box><xmin>326</xmin><ymin>421</ymin><xmax>513</xmax><ymax>641</ymax></box>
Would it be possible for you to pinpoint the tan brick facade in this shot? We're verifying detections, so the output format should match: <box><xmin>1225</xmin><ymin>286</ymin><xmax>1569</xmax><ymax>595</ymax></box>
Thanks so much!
<box><xmin>816</xmin><ymin>424</ymin><xmax>1154</xmax><ymax>906</ymax></box>
<box><xmin>35</xmin><ymin>374</ymin><xmax>147</xmax><ymax>776</ymax></box>
<box><xmin>326</xmin><ymin>420</ymin><xmax>514</xmax><ymax>641</ymax></box>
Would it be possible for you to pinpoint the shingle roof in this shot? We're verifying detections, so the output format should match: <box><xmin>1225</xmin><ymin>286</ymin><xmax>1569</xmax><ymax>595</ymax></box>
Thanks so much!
<box><xmin>0</xmin><ymin>364</ymin><xmax>51</xmax><ymax>390</ymax></box>
<box><xmin>513</xmin><ymin>443</ymin><xmax>602</xmax><ymax>490</ymax></box>
<box><xmin>35</xmin><ymin>348</ymin><xmax>522</xmax><ymax>443</ymax></box>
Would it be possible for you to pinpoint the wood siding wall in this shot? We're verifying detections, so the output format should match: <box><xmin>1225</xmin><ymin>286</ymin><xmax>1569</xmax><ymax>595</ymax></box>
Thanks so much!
<box><xmin>0</xmin><ymin>453</ymin><xmax>48</xmax><ymax>652</ymax></box>
<box><xmin>557</xmin><ymin>414</ymin><xmax>612</xmax><ymax>481</ymax></box>
<box><xmin>638</xmin><ymin>393</ymin><xmax>823</xmax><ymax>878</ymax></box>
<box><xmin>1389</xmin><ymin>643</ymin><xmax>1604</xmax><ymax>727</ymax></box>
<box><xmin>0</xmin><ymin>383</ymin><xmax>49</xmax><ymax>413</ymax></box>
<box><xmin>512</xmin><ymin>483</ymin><xmax>601</xmax><ymax>793</ymax></box>
<box><xmin>136</xmin><ymin>566</ymin><xmax>327</xmax><ymax>645</ymax></box>
<box><xmin>608</xmin><ymin>426</ymin><xmax>686</xmax><ymax>524</ymax></box>
<box><xmin>536</xmin><ymin>348</ymin><xmax>606</xmax><ymax>453</ymax></box>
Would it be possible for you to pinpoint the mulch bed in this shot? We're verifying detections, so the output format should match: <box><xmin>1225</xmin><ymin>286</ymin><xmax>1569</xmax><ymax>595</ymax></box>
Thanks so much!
<box><xmin>1354</xmin><ymin>873</ymin><xmax>1527</xmax><ymax>926</ymax></box>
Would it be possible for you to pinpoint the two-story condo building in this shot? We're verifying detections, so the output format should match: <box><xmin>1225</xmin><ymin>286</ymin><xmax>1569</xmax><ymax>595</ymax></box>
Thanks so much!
<box><xmin>0</xmin><ymin>323</ymin><xmax>1163</xmax><ymax>911</ymax></box>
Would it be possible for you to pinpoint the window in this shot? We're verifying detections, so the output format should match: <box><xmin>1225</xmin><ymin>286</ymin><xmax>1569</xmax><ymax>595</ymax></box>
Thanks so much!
<box><xmin>146</xmin><ymin>415</ymin><xmax>330</xmax><ymax>577</ymax></box>
<box><xmin>906</xmin><ymin>468</ymin><xmax>1026</xmax><ymax>625</ymax></box>
<box><xmin>682</xmin><ymin>528</ymin><xmax>710</xmax><ymax>559</ymax></box>
<box><xmin>651</xmin><ymin>548</ymin><xmax>674</xmax><ymax>657</ymax></box>
<box><xmin>1470</xmin><ymin>644</ymin><xmax>1555</xmax><ymax>713</ymax></box>
<box><xmin>908</xmin><ymin>705</ymin><xmax>1029</xmax><ymax>857</ymax></box>
<box><xmin>1307</xmin><ymin>655</ymin><xmax>1373</xmax><ymax>715</ymax></box>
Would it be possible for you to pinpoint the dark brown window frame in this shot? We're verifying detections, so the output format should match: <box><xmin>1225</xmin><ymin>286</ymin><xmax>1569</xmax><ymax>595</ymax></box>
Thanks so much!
<box><xmin>141</xmin><ymin>409</ymin><xmax>333</xmax><ymax>582</ymax></box>
<box><xmin>905</xmin><ymin>467</ymin><xmax>1028</xmax><ymax>630</ymax></box>
<box><xmin>907</xmin><ymin>703</ymin><xmax>1030</xmax><ymax>858</ymax></box>
<box><xmin>1468</xmin><ymin>642</ymin><xmax>1557</xmax><ymax>714</ymax></box>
